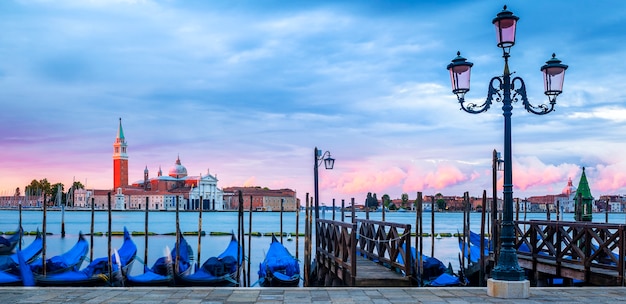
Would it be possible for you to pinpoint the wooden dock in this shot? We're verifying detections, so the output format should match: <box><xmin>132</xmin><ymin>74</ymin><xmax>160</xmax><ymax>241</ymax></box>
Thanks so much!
<box><xmin>313</xmin><ymin>217</ymin><xmax>415</xmax><ymax>286</ymax></box>
<box><xmin>352</xmin><ymin>255</ymin><xmax>412</xmax><ymax>287</ymax></box>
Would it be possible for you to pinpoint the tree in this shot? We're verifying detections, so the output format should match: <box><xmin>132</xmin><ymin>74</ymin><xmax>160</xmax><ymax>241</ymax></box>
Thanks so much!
<box><xmin>382</xmin><ymin>194</ymin><xmax>391</xmax><ymax>209</ymax></box>
<box><xmin>365</xmin><ymin>192</ymin><xmax>378</xmax><ymax>209</ymax></box>
<box><xmin>25</xmin><ymin>179</ymin><xmax>53</xmax><ymax>200</ymax></box>
<box><xmin>401</xmin><ymin>193</ymin><xmax>409</xmax><ymax>209</ymax></box>
<box><xmin>14</xmin><ymin>187</ymin><xmax>20</xmax><ymax>197</ymax></box>
<box><xmin>372</xmin><ymin>193</ymin><xmax>379</xmax><ymax>209</ymax></box>
<box><xmin>435</xmin><ymin>193</ymin><xmax>446</xmax><ymax>211</ymax></box>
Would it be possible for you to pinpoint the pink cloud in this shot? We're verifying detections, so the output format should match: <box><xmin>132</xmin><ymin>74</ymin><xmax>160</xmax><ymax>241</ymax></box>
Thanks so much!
<box><xmin>511</xmin><ymin>157</ymin><xmax>579</xmax><ymax>191</ymax></box>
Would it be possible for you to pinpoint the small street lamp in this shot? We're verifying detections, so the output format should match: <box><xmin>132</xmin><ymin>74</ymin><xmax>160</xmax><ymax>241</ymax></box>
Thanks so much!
<box><xmin>447</xmin><ymin>6</ymin><xmax>568</xmax><ymax>297</ymax></box>
<box><xmin>313</xmin><ymin>147</ymin><xmax>334</xmax><ymax>220</ymax></box>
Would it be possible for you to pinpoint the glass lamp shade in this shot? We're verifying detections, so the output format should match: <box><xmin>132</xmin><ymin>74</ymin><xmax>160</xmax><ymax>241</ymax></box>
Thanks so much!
<box><xmin>541</xmin><ymin>53</ymin><xmax>568</xmax><ymax>97</ymax></box>
<box><xmin>447</xmin><ymin>52</ymin><xmax>473</xmax><ymax>97</ymax></box>
<box><xmin>492</xmin><ymin>6</ymin><xmax>519</xmax><ymax>49</ymax></box>
<box><xmin>324</xmin><ymin>156</ymin><xmax>335</xmax><ymax>170</ymax></box>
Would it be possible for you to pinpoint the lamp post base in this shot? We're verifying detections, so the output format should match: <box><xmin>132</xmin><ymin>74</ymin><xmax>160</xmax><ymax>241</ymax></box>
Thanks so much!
<box><xmin>487</xmin><ymin>278</ymin><xmax>530</xmax><ymax>299</ymax></box>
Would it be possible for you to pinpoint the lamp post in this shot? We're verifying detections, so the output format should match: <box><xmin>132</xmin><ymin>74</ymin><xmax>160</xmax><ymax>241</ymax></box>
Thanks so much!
<box><xmin>313</xmin><ymin>147</ymin><xmax>335</xmax><ymax>220</ymax></box>
<box><xmin>447</xmin><ymin>5</ymin><xmax>568</xmax><ymax>292</ymax></box>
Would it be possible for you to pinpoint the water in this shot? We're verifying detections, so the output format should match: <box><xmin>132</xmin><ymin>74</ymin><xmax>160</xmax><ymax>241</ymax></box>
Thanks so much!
<box><xmin>2</xmin><ymin>209</ymin><xmax>625</xmax><ymax>285</ymax></box>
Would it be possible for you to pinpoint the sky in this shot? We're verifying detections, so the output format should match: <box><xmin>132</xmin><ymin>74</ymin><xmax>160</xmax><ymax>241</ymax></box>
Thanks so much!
<box><xmin>1</xmin><ymin>0</ymin><xmax>626</xmax><ymax>205</ymax></box>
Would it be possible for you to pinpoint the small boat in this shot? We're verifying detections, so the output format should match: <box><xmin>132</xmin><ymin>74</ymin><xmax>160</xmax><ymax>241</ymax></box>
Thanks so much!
<box><xmin>126</xmin><ymin>234</ymin><xmax>193</xmax><ymax>286</ymax></box>
<box><xmin>258</xmin><ymin>235</ymin><xmax>300</xmax><ymax>287</ymax></box>
<box><xmin>0</xmin><ymin>227</ymin><xmax>22</xmax><ymax>255</ymax></box>
<box><xmin>30</xmin><ymin>232</ymin><xmax>89</xmax><ymax>275</ymax></box>
<box><xmin>177</xmin><ymin>234</ymin><xmax>241</xmax><ymax>286</ymax></box>
<box><xmin>36</xmin><ymin>227</ymin><xmax>136</xmax><ymax>287</ymax></box>
<box><xmin>0</xmin><ymin>231</ymin><xmax>43</xmax><ymax>274</ymax></box>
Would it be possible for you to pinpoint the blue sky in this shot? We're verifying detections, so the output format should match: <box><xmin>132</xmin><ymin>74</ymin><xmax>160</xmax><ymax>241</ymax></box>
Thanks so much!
<box><xmin>1</xmin><ymin>0</ymin><xmax>626</xmax><ymax>204</ymax></box>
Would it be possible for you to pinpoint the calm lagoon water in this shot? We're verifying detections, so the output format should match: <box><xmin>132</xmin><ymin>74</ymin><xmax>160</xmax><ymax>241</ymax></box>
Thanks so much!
<box><xmin>2</xmin><ymin>209</ymin><xmax>625</xmax><ymax>284</ymax></box>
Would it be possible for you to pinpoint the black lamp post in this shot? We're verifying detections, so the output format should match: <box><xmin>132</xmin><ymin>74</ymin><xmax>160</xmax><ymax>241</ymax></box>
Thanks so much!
<box><xmin>314</xmin><ymin>147</ymin><xmax>335</xmax><ymax>220</ymax></box>
<box><xmin>447</xmin><ymin>6</ymin><xmax>568</xmax><ymax>282</ymax></box>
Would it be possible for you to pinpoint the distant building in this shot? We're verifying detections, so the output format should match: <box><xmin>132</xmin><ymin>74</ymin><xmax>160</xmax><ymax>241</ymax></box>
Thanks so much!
<box><xmin>223</xmin><ymin>187</ymin><xmax>298</xmax><ymax>211</ymax></box>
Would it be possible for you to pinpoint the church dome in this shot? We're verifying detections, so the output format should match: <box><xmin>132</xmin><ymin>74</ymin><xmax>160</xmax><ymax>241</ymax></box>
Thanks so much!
<box><xmin>168</xmin><ymin>156</ymin><xmax>188</xmax><ymax>178</ymax></box>
<box><xmin>562</xmin><ymin>177</ymin><xmax>577</xmax><ymax>196</ymax></box>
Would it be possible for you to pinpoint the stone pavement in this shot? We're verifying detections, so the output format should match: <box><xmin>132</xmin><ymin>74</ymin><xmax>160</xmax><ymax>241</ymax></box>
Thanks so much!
<box><xmin>0</xmin><ymin>287</ymin><xmax>625</xmax><ymax>304</ymax></box>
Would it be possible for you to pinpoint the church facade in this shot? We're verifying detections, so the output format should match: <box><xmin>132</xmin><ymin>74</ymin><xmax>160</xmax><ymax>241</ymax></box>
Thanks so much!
<box><xmin>73</xmin><ymin>119</ymin><xmax>224</xmax><ymax>210</ymax></box>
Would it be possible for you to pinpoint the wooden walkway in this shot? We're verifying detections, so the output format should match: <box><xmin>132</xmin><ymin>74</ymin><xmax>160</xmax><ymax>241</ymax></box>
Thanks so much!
<box><xmin>314</xmin><ymin>218</ymin><xmax>415</xmax><ymax>286</ymax></box>
<box><xmin>352</xmin><ymin>255</ymin><xmax>413</xmax><ymax>287</ymax></box>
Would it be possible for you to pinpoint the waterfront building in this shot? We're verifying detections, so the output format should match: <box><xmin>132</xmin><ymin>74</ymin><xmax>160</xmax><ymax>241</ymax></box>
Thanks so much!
<box><xmin>223</xmin><ymin>186</ymin><xmax>298</xmax><ymax>211</ymax></box>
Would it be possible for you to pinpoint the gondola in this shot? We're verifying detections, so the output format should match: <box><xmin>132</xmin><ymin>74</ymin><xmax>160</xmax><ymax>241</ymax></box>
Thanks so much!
<box><xmin>0</xmin><ymin>250</ymin><xmax>35</xmax><ymax>286</ymax></box>
<box><xmin>0</xmin><ymin>230</ymin><xmax>43</xmax><ymax>274</ymax></box>
<box><xmin>0</xmin><ymin>227</ymin><xmax>22</xmax><ymax>255</ymax></box>
<box><xmin>36</xmin><ymin>227</ymin><xmax>136</xmax><ymax>287</ymax></box>
<box><xmin>459</xmin><ymin>233</ymin><xmax>489</xmax><ymax>265</ymax></box>
<box><xmin>398</xmin><ymin>245</ymin><xmax>461</xmax><ymax>286</ymax></box>
<box><xmin>30</xmin><ymin>232</ymin><xmax>88</xmax><ymax>275</ymax></box>
<box><xmin>125</xmin><ymin>234</ymin><xmax>193</xmax><ymax>286</ymax></box>
<box><xmin>258</xmin><ymin>235</ymin><xmax>300</xmax><ymax>287</ymax></box>
<box><xmin>177</xmin><ymin>234</ymin><xmax>241</xmax><ymax>286</ymax></box>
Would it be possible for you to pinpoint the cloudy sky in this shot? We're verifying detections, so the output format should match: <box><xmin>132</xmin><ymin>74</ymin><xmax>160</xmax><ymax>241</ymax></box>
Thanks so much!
<box><xmin>1</xmin><ymin>0</ymin><xmax>625</xmax><ymax>204</ymax></box>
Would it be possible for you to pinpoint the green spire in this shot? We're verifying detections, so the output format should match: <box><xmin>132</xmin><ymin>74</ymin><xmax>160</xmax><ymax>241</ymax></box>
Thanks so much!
<box><xmin>574</xmin><ymin>167</ymin><xmax>593</xmax><ymax>221</ymax></box>
<box><xmin>118</xmin><ymin>117</ymin><xmax>125</xmax><ymax>139</ymax></box>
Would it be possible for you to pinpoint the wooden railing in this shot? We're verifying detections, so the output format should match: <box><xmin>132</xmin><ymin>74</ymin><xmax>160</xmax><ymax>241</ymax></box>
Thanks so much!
<box><xmin>355</xmin><ymin>219</ymin><xmax>412</xmax><ymax>277</ymax></box>
<box><xmin>515</xmin><ymin>220</ymin><xmax>626</xmax><ymax>285</ymax></box>
<box><xmin>316</xmin><ymin>219</ymin><xmax>357</xmax><ymax>285</ymax></box>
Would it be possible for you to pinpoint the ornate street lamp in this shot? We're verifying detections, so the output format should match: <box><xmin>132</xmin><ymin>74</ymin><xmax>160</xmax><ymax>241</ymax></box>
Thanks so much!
<box><xmin>314</xmin><ymin>147</ymin><xmax>334</xmax><ymax>220</ymax></box>
<box><xmin>447</xmin><ymin>5</ymin><xmax>568</xmax><ymax>293</ymax></box>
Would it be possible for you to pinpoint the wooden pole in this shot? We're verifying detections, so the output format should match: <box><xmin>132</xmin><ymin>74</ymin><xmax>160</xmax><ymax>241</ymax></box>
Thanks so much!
<box><xmin>247</xmin><ymin>195</ymin><xmax>253</xmax><ymax>287</ymax></box>
<box><xmin>42</xmin><ymin>193</ymin><xmax>47</xmax><ymax>276</ymax></box>
<box><xmin>606</xmin><ymin>200</ymin><xmax>609</xmax><ymax>223</ymax></box>
<box><xmin>464</xmin><ymin>192</ymin><xmax>470</xmax><ymax>270</ymax></box>
<box><xmin>90</xmin><ymin>197</ymin><xmax>95</xmax><ymax>262</ymax></box>
<box><xmin>175</xmin><ymin>196</ymin><xmax>180</xmax><ymax>275</ymax></box>
<box><xmin>365</xmin><ymin>202</ymin><xmax>369</xmax><ymax>220</ymax></box>
<box><xmin>18</xmin><ymin>202</ymin><xmax>22</xmax><ymax>251</ymax></box>
<box><xmin>296</xmin><ymin>195</ymin><xmax>300</xmax><ymax>261</ymax></box>
<box><xmin>197</xmin><ymin>195</ymin><xmax>203</xmax><ymax>269</ymax></box>
<box><xmin>332</xmin><ymin>198</ymin><xmax>336</xmax><ymax>221</ymax></box>
<box><xmin>107</xmin><ymin>192</ymin><xmax>112</xmax><ymax>284</ymax></box>
<box><xmin>382</xmin><ymin>196</ymin><xmax>386</xmax><ymax>222</ymax></box>
<box><xmin>280</xmin><ymin>198</ymin><xmax>284</xmax><ymax>243</ymax></box>
<box><xmin>341</xmin><ymin>199</ymin><xmax>345</xmax><ymax>222</ymax></box>
<box><xmin>240</xmin><ymin>192</ymin><xmax>246</xmax><ymax>287</ymax></box>
<box><xmin>236</xmin><ymin>190</ymin><xmax>244</xmax><ymax>287</ymax></box>
<box><xmin>431</xmin><ymin>195</ymin><xmax>435</xmax><ymax>258</ymax></box>
<box><xmin>309</xmin><ymin>197</ymin><xmax>321</xmax><ymax>282</ymax></box>
<box><xmin>304</xmin><ymin>193</ymin><xmax>310</xmax><ymax>287</ymax></box>
<box><xmin>351</xmin><ymin>198</ymin><xmax>355</xmax><ymax>224</ymax></box>
<box><xmin>480</xmin><ymin>190</ymin><xmax>487</xmax><ymax>287</ymax></box>
<box><xmin>416</xmin><ymin>192</ymin><xmax>422</xmax><ymax>286</ymax></box>
<box><xmin>556</xmin><ymin>200</ymin><xmax>561</xmax><ymax>221</ymax></box>
<box><xmin>61</xmin><ymin>204</ymin><xmax>66</xmax><ymax>238</ymax></box>
<box><xmin>144</xmin><ymin>196</ymin><xmax>149</xmax><ymax>272</ymax></box>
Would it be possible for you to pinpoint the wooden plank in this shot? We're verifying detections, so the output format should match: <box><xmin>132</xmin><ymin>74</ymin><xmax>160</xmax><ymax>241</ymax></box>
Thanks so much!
<box><xmin>353</xmin><ymin>256</ymin><xmax>412</xmax><ymax>287</ymax></box>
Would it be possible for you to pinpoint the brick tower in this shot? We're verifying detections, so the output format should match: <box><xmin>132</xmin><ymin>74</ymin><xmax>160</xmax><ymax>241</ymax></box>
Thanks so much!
<box><xmin>113</xmin><ymin>118</ymin><xmax>129</xmax><ymax>189</ymax></box>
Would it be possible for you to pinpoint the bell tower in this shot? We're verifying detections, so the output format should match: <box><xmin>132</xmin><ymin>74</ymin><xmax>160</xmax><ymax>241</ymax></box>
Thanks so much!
<box><xmin>113</xmin><ymin>118</ymin><xmax>129</xmax><ymax>189</ymax></box>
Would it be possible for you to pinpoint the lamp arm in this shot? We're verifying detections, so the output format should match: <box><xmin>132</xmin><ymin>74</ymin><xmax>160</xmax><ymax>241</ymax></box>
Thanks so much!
<box><xmin>316</xmin><ymin>151</ymin><xmax>332</xmax><ymax>167</ymax></box>
<box><xmin>513</xmin><ymin>76</ymin><xmax>555</xmax><ymax>115</ymax></box>
<box><xmin>458</xmin><ymin>76</ymin><xmax>501</xmax><ymax>114</ymax></box>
